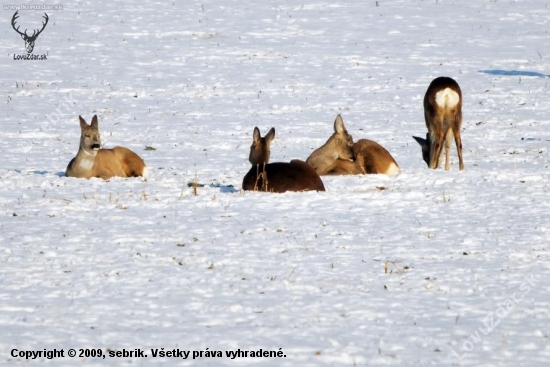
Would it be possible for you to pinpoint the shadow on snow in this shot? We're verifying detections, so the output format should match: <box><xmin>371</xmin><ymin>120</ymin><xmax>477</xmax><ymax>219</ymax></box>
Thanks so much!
<box><xmin>479</xmin><ymin>69</ymin><xmax>550</xmax><ymax>78</ymax></box>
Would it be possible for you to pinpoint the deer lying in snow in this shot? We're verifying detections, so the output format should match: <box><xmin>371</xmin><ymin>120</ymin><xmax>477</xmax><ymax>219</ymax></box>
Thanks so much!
<box><xmin>66</xmin><ymin>115</ymin><xmax>148</xmax><ymax>179</ymax></box>
<box><xmin>413</xmin><ymin>76</ymin><xmax>464</xmax><ymax>170</ymax></box>
<box><xmin>242</xmin><ymin>127</ymin><xmax>325</xmax><ymax>193</ymax></box>
<box><xmin>306</xmin><ymin>115</ymin><xmax>400</xmax><ymax>176</ymax></box>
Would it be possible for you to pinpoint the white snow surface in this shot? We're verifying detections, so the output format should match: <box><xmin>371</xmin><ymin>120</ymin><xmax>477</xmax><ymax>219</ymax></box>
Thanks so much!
<box><xmin>1</xmin><ymin>0</ymin><xmax>550</xmax><ymax>366</ymax></box>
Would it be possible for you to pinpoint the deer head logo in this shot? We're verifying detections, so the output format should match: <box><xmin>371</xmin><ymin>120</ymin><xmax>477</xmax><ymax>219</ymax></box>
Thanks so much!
<box><xmin>11</xmin><ymin>11</ymin><xmax>49</xmax><ymax>54</ymax></box>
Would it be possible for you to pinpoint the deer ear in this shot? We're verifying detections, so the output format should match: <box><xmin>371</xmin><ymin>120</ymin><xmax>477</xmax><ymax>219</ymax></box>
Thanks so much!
<box><xmin>413</xmin><ymin>135</ymin><xmax>430</xmax><ymax>165</ymax></box>
<box><xmin>334</xmin><ymin>114</ymin><xmax>346</xmax><ymax>134</ymax></box>
<box><xmin>252</xmin><ymin>127</ymin><xmax>261</xmax><ymax>144</ymax></box>
<box><xmin>79</xmin><ymin>116</ymin><xmax>88</xmax><ymax>130</ymax></box>
<box><xmin>90</xmin><ymin>115</ymin><xmax>98</xmax><ymax>129</ymax></box>
<box><xmin>265</xmin><ymin>128</ymin><xmax>275</xmax><ymax>143</ymax></box>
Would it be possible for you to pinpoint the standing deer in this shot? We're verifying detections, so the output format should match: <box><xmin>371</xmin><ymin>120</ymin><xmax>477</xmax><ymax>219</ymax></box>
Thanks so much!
<box><xmin>66</xmin><ymin>115</ymin><xmax>149</xmax><ymax>179</ymax></box>
<box><xmin>11</xmin><ymin>11</ymin><xmax>48</xmax><ymax>54</ymax></box>
<box><xmin>242</xmin><ymin>127</ymin><xmax>325</xmax><ymax>193</ymax></box>
<box><xmin>413</xmin><ymin>76</ymin><xmax>464</xmax><ymax>170</ymax></box>
<box><xmin>306</xmin><ymin>115</ymin><xmax>400</xmax><ymax>176</ymax></box>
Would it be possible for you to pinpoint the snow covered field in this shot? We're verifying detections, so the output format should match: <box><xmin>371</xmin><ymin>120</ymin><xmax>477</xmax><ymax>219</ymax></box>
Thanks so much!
<box><xmin>1</xmin><ymin>0</ymin><xmax>550</xmax><ymax>365</ymax></box>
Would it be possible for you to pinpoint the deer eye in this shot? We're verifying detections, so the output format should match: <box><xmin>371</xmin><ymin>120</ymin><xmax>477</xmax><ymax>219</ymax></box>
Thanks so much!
<box><xmin>85</xmin><ymin>134</ymin><xmax>91</xmax><ymax>138</ymax></box>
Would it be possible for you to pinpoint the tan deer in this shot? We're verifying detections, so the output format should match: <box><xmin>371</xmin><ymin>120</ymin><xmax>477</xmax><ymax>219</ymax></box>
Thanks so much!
<box><xmin>242</xmin><ymin>127</ymin><xmax>325</xmax><ymax>193</ymax></box>
<box><xmin>306</xmin><ymin>115</ymin><xmax>400</xmax><ymax>176</ymax></box>
<box><xmin>413</xmin><ymin>76</ymin><xmax>464</xmax><ymax>170</ymax></box>
<box><xmin>65</xmin><ymin>115</ymin><xmax>149</xmax><ymax>179</ymax></box>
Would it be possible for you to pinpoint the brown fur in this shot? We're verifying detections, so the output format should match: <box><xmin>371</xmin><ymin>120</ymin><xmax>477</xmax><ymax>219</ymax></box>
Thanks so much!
<box><xmin>413</xmin><ymin>76</ymin><xmax>464</xmax><ymax>170</ymax></box>
<box><xmin>306</xmin><ymin>115</ymin><xmax>400</xmax><ymax>176</ymax></box>
<box><xmin>242</xmin><ymin>127</ymin><xmax>325</xmax><ymax>193</ymax></box>
<box><xmin>65</xmin><ymin>115</ymin><xmax>148</xmax><ymax>179</ymax></box>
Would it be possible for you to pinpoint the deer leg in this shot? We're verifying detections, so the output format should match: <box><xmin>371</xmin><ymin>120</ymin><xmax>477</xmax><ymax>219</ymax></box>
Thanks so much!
<box><xmin>444</xmin><ymin>129</ymin><xmax>453</xmax><ymax>170</ymax></box>
<box><xmin>453</xmin><ymin>128</ymin><xmax>464</xmax><ymax>170</ymax></box>
<box><xmin>429</xmin><ymin>130</ymin><xmax>444</xmax><ymax>169</ymax></box>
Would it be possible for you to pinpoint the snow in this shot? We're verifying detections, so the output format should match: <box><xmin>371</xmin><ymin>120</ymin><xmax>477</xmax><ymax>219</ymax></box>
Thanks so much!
<box><xmin>1</xmin><ymin>0</ymin><xmax>550</xmax><ymax>366</ymax></box>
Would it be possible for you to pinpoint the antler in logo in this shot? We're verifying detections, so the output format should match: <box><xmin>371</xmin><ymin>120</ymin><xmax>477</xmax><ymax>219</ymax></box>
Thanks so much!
<box><xmin>11</xmin><ymin>11</ymin><xmax>49</xmax><ymax>54</ymax></box>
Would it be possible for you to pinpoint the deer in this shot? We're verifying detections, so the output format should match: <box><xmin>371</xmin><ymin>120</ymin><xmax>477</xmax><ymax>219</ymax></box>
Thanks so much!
<box><xmin>413</xmin><ymin>76</ymin><xmax>464</xmax><ymax>170</ymax></box>
<box><xmin>306</xmin><ymin>115</ymin><xmax>400</xmax><ymax>176</ymax></box>
<box><xmin>65</xmin><ymin>115</ymin><xmax>149</xmax><ymax>180</ymax></box>
<box><xmin>11</xmin><ymin>11</ymin><xmax>48</xmax><ymax>54</ymax></box>
<box><xmin>242</xmin><ymin>127</ymin><xmax>325</xmax><ymax>193</ymax></box>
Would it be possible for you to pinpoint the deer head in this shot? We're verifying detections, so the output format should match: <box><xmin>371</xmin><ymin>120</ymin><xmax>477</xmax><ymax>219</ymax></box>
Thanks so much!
<box><xmin>11</xmin><ymin>11</ymin><xmax>49</xmax><ymax>54</ymax></box>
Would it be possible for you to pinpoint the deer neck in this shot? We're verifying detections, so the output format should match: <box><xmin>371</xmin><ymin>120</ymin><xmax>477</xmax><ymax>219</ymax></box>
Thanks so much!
<box><xmin>306</xmin><ymin>140</ymin><xmax>340</xmax><ymax>176</ymax></box>
<box><xmin>73</xmin><ymin>138</ymin><xmax>100</xmax><ymax>170</ymax></box>
<box><xmin>249</xmin><ymin>151</ymin><xmax>270</xmax><ymax>167</ymax></box>
<box><xmin>76</xmin><ymin>149</ymin><xmax>97</xmax><ymax>171</ymax></box>
<box><xmin>310</xmin><ymin>137</ymin><xmax>340</xmax><ymax>162</ymax></box>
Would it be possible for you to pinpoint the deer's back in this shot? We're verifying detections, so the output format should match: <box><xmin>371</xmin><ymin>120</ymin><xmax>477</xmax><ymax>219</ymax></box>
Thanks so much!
<box><xmin>243</xmin><ymin>160</ymin><xmax>325</xmax><ymax>193</ymax></box>
<box><xmin>354</xmin><ymin>139</ymin><xmax>400</xmax><ymax>175</ymax></box>
<box><xmin>111</xmin><ymin>147</ymin><xmax>146</xmax><ymax>177</ymax></box>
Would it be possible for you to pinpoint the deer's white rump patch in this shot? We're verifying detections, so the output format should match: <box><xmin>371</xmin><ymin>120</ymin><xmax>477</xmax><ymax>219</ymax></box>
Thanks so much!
<box><xmin>435</xmin><ymin>88</ymin><xmax>460</xmax><ymax>109</ymax></box>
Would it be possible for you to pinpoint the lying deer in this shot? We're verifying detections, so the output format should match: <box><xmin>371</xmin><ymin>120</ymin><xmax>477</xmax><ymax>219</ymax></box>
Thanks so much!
<box><xmin>242</xmin><ymin>127</ymin><xmax>325</xmax><ymax>193</ymax></box>
<box><xmin>66</xmin><ymin>115</ymin><xmax>149</xmax><ymax>179</ymax></box>
<box><xmin>306</xmin><ymin>115</ymin><xmax>400</xmax><ymax>176</ymax></box>
<box><xmin>413</xmin><ymin>76</ymin><xmax>464</xmax><ymax>170</ymax></box>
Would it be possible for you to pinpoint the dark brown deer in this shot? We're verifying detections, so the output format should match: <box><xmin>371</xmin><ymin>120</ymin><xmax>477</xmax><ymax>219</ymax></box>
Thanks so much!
<box><xmin>242</xmin><ymin>127</ymin><xmax>325</xmax><ymax>193</ymax></box>
<box><xmin>413</xmin><ymin>77</ymin><xmax>464</xmax><ymax>170</ymax></box>
<box><xmin>11</xmin><ymin>11</ymin><xmax>49</xmax><ymax>54</ymax></box>
<box><xmin>306</xmin><ymin>115</ymin><xmax>400</xmax><ymax>176</ymax></box>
